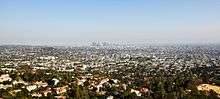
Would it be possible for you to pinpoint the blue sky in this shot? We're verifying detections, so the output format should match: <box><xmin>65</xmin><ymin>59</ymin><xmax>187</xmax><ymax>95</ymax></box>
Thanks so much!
<box><xmin>0</xmin><ymin>0</ymin><xmax>220</xmax><ymax>45</ymax></box>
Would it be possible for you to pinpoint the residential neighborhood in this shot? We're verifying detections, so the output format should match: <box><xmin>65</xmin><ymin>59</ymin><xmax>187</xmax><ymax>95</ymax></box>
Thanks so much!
<box><xmin>0</xmin><ymin>44</ymin><xmax>220</xmax><ymax>98</ymax></box>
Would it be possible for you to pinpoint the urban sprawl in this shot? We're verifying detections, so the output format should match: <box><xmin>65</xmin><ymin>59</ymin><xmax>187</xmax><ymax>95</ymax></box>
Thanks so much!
<box><xmin>0</xmin><ymin>43</ymin><xmax>220</xmax><ymax>99</ymax></box>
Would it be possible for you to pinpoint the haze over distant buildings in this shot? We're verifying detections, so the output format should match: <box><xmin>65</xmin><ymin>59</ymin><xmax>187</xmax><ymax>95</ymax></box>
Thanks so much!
<box><xmin>0</xmin><ymin>0</ymin><xmax>220</xmax><ymax>45</ymax></box>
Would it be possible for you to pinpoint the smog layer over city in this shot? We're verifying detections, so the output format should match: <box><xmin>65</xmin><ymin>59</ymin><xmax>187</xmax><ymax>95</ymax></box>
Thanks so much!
<box><xmin>0</xmin><ymin>0</ymin><xmax>220</xmax><ymax>99</ymax></box>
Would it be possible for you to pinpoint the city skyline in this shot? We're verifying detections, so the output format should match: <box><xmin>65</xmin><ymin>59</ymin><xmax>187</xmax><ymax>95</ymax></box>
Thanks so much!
<box><xmin>0</xmin><ymin>0</ymin><xmax>220</xmax><ymax>45</ymax></box>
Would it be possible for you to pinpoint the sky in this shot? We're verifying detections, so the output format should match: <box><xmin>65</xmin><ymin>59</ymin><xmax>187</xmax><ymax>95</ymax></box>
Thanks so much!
<box><xmin>0</xmin><ymin>0</ymin><xmax>220</xmax><ymax>45</ymax></box>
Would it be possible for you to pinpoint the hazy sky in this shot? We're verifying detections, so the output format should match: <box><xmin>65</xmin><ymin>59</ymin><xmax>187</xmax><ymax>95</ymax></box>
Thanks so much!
<box><xmin>0</xmin><ymin>0</ymin><xmax>220</xmax><ymax>45</ymax></box>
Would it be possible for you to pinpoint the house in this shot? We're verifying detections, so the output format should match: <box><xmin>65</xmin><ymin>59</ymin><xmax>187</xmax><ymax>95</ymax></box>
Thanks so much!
<box><xmin>0</xmin><ymin>84</ymin><xmax>12</xmax><ymax>89</ymax></box>
<box><xmin>54</xmin><ymin>85</ymin><xmax>68</xmax><ymax>94</ymax></box>
<box><xmin>131</xmin><ymin>89</ymin><xmax>141</xmax><ymax>96</ymax></box>
<box><xmin>54</xmin><ymin>96</ymin><xmax>66</xmax><ymax>99</ymax></box>
<box><xmin>107</xmin><ymin>95</ymin><xmax>114</xmax><ymax>99</ymax></box>
<box><xmin>32</xmin><ymin>93</ymin><xmax>42</xmax><ymax>97</ymax></box>
<box><xmin>26</xmin><ymin>85</ymin><xmax>37</xmax><ymax>92</ymax></box>
<box><xmin>0</xmin><ymin>74</ymin><xmax>12</xmax><ymax>82</ymax></box>
<box><xmin>12</xmin><ymin>79</ymin><xmax>28</xmax><ymax>85</ymax></box>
